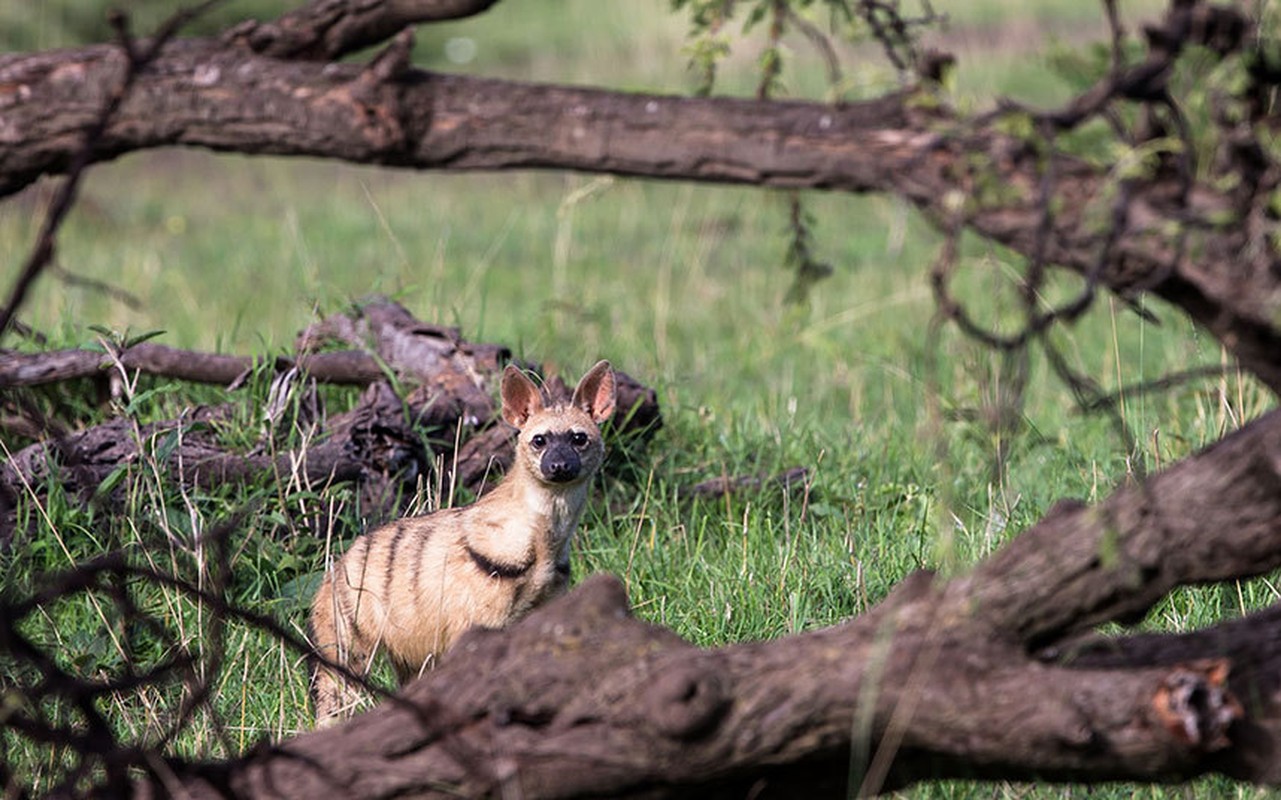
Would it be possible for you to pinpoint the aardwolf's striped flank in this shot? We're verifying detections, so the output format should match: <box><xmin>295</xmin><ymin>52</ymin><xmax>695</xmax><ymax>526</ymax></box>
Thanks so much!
<box><xmin>308</xmin><ymin>361</ymin><xmax>616</xmax><ymax>726</ymax></box>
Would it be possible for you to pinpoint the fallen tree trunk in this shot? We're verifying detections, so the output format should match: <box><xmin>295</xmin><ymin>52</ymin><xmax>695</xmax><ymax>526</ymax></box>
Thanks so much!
<box><xmin>132</xmin><ymin>411</ymin><xmax>1281</xmax><ymax>797</ymax></box>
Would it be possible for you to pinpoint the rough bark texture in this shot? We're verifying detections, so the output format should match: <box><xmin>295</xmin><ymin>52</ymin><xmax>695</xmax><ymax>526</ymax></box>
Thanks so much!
<box><xmin>225</xmin><ymin>0</ymin><xmax>502</xmax><ymax>60</ymax></box>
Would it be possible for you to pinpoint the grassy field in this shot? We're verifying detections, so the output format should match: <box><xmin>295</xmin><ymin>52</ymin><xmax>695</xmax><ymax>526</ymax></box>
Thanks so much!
<box><xmin>2</xmin><ymin>0</ymin><xmax>1277</xmax><ymax>796</ymax></box>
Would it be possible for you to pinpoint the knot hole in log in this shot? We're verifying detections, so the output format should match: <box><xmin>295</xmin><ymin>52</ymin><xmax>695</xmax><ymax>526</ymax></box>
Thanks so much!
<box><xmin>645</xmin><ymin>665</ymin><xmax>729</xmax><ymax>740</ymax></box>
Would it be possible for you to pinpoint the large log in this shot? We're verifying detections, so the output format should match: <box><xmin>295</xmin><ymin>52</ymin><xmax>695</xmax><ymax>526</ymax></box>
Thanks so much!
<box><xmin>0</xmin><ymin>345</ymin><xmax>385</xmax><ymax>387</ymax></box>
<box><xmin>130</xmin><ymin>417</ymin><xmax>1281</xmax><ymax>797</ymax></box>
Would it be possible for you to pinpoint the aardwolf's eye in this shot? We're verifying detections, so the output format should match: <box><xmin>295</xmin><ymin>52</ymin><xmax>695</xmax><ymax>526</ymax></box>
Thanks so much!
<box><xmin>530</xmin><ymin>434</ymin><xmax>547</xmax><ymax>449</ymax></box>
<box><xmin>571</xmin><ymin>432</ymin><xmax>589</xmax><ymax>448</ymax></box>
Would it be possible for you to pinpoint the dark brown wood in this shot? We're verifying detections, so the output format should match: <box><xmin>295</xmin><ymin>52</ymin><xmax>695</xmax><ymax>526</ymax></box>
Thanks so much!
<box><xmin>294</xmin><ymin>299</ymin><xmax>510</xmax><ymax>424</ymax></box>
<box><xmin>132</xmin><ymin>566</ymin><xmax>1274</xmax><ymax>798</ymax></box>
<box><xmin>0</xmin><ymin>381</ymin><xmax>426</xmax><ymax>523</ymax></box>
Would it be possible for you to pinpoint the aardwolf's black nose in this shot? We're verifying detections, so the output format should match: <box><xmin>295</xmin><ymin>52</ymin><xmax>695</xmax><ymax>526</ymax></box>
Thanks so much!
<box><xmin>541</xmin><ymin>446</ymin><xmax>582</xmax><ymax>483</ymax></box>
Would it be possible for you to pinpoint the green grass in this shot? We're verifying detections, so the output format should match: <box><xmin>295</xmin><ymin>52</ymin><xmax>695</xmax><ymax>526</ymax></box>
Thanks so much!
<box><xmin>2</xmin><ymin>1</ymin><xmax>1278</xmax><ymax>797</ymax></box>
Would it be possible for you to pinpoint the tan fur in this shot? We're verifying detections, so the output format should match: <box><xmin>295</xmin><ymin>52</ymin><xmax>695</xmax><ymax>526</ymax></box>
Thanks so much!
<box><xmin>308</xmin><ymin>360</ymin><xmax>616</xmax><ymax>725</ymax></box>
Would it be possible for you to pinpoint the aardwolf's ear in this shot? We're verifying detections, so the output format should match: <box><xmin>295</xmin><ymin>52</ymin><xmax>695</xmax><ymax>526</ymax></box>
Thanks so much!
<box><xmin>571</xmin><ymin>360</ymin><xmax>616</xmax><ymax>424</ymax></box>
<box><xmin>501</xmin><ymin>365</ymin><xmax>544</xmax><ymax>428</ymax></box>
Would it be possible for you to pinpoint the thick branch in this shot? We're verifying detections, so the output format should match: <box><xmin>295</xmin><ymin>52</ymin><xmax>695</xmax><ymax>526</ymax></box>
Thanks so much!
<box><xmin>1054</xmin><ymin>603</ymin><xmax>1281</xmax><ymax>784</ymax></box>
<box><xmin>0</xmin><ymin>344</ymin><xmax>385</xmax><ymax>387</ymax></box>
<box><xmin>132</xmin><ymin>573</ymin><xmax>1269</xmax><ymax>798</ymax></box>
<box><xmin>225</xmin><ymin>0</ymin><xmax>502</xmax><ymax>60</ymax></box>
<box><xmin>0</xmin><ymin>38</ymin><xmax>906</xmax><ymax>197</ymax></box>
<box><xmin>3</xmin><ymin>34</ymin><xmax>1279</xmax><ymax>391</ymax></box>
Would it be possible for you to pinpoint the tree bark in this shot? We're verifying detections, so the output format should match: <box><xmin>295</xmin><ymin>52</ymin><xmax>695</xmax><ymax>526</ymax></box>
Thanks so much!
<box><xmin>2</xmin><ymin>2</ymin><xmax>1279</xmax><ymax>391</ymax></box>
<box><xmin>224</xmin><ymin>0</ymin><xmax>503</xmax><ymax>60</ymax></box>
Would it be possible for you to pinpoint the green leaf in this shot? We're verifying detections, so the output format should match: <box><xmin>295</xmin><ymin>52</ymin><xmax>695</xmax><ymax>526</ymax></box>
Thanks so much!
<box><xmin>124</xmin><ymin>384</ymin><xmax>180</xmax><ymax>417</ymax></box>
<box><xmin>94</xmin><ymin>463</ymin><xmax>130</xmax><ymax>499</ymax></box>
<box><xmin>124</xmin><ymin>329</ymin><xmax>166</xmax><ymax>348</ymax></box>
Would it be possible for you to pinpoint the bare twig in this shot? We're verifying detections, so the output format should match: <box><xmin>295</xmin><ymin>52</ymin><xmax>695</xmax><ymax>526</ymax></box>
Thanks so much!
<box><xmin>782</xmin><ymin>5</ymin><xmax>843</xmax><ymax>90</ymax></box>
<box><xmin>0</xmin><ymin>1</ymin><xmax>223</xmax><ymax>344</ymax></box>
